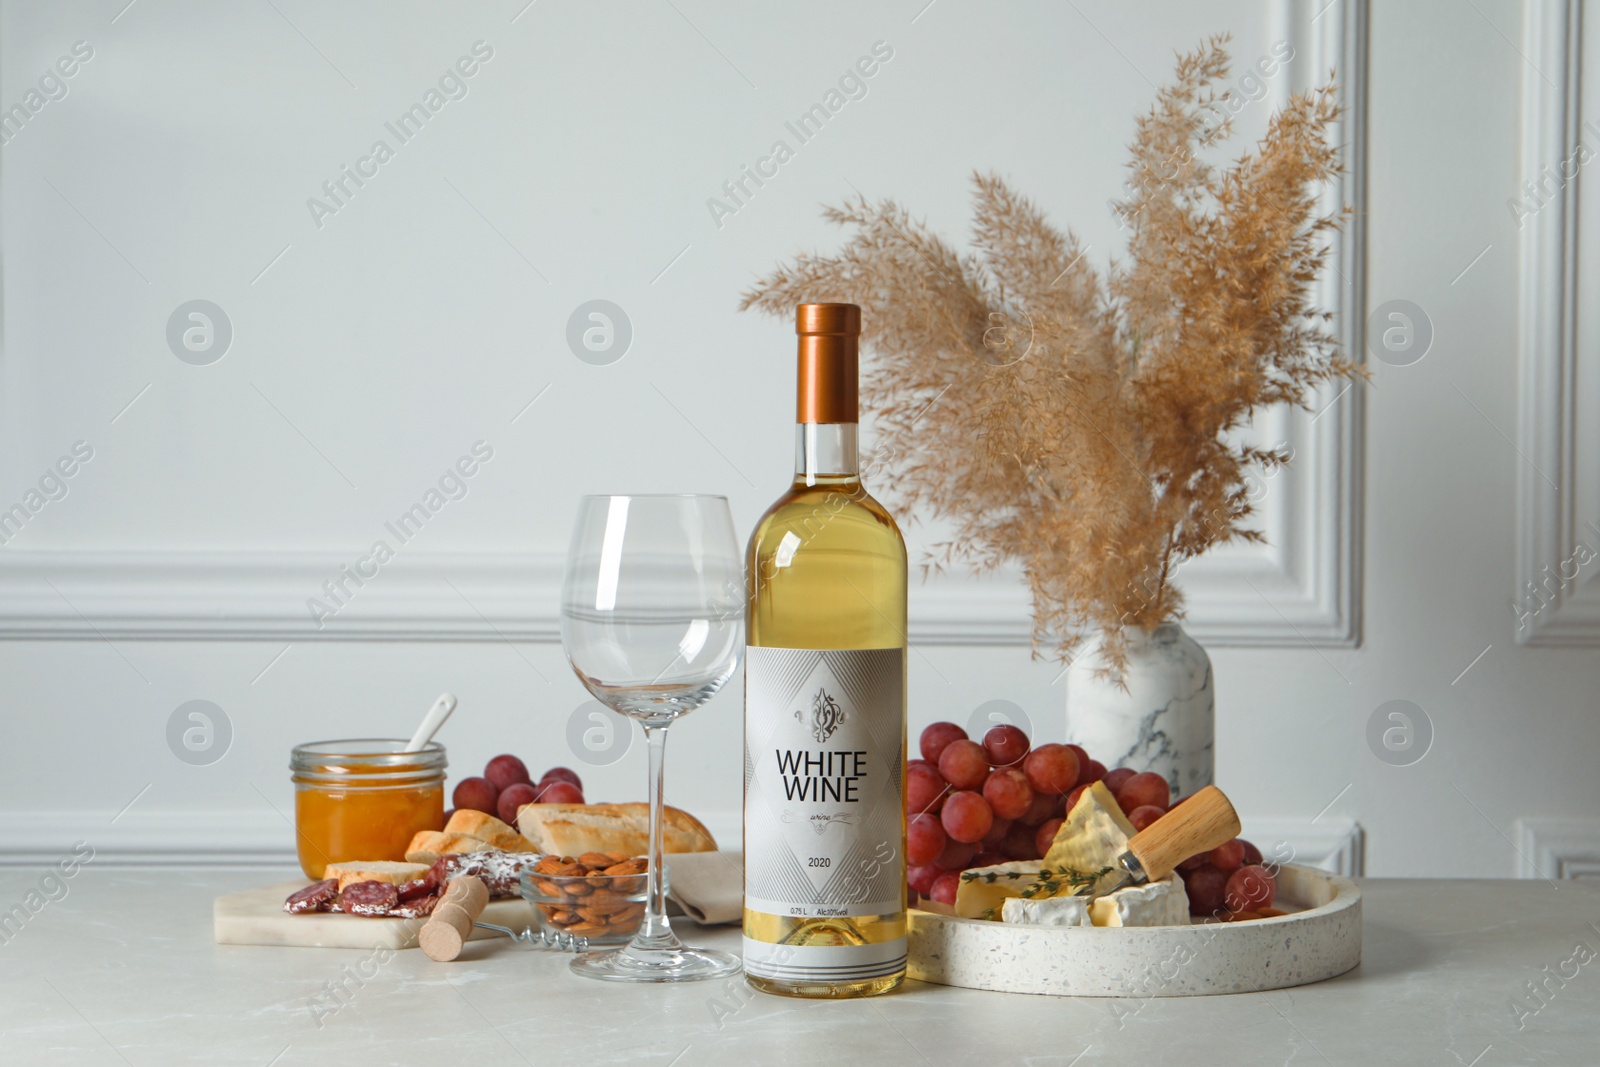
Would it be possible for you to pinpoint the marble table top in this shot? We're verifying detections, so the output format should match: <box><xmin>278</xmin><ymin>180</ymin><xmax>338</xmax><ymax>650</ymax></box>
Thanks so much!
<box><xmin>1</xmin><ymin>868</ymin><xmax>1594</xmax><ymax>1065</ymax></box>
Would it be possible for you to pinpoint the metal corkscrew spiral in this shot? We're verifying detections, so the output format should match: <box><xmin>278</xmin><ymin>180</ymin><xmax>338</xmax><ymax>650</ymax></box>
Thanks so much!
<box><xmin>473</xmin><ymin>920</ymin><xmax>590</xmax><ymax>953</ymax></box>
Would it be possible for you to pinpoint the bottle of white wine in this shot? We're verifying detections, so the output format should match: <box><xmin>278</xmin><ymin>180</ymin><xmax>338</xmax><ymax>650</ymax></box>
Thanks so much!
<box><xmin>743</xmin><ymin>303</ymin><xmax>908</xmax><ymax>998</ymax></box>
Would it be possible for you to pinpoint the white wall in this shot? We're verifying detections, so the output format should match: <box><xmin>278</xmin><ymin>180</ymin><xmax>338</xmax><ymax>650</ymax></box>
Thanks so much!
<box><xmin>1</xmin><ymin>0</ymin><xmax>1595</xmax><ymax>878</ymax></box>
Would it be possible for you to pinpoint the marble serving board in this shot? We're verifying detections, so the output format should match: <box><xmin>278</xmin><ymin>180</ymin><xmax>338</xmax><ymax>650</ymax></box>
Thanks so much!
<box><xmin>907</xmin><ymin>864</ymin><xmax>1361</xmax><ymax>997</ymax></box>
<box><xmin>213</xmin><ymin>881</ymin><xmax>535</xmax><ymax>950</ymax></box>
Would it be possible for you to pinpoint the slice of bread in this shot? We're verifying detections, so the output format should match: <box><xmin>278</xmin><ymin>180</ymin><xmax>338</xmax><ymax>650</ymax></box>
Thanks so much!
<box><xmin>516</xmin><ymin>803</ymin><xmax>716</xmax><ymax>857</ymax></box>
<box><xmin>323</xmin><ymin>860</ymin><xmax>430</xmax><ymax>892</ymax></box>
<box><xmin>442</xmin><ymin>808</ymin><xmax>538</xmax><ymax>853</ymax></box>
<box><xmin>444</xmin><ymin>808</ymin><xmax>514</xmax><ymax>839</ymax></box>
<box><xmin>404</xmin><ymin>830</ymin><xmax>490</xmax><ymax>866</ymax></box>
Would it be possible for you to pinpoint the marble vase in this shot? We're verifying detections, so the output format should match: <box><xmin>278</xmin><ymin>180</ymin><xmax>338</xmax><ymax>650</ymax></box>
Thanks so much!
<box><xmin>1064</xmin><ymin>622</ymin><xmax>1214</xmax><ymax>801</ymax></box>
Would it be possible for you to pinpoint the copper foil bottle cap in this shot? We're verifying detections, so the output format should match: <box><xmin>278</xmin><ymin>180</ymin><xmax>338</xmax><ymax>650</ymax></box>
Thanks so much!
<box><xmin>795</xmin><ymin>302</ymin><xmax>860</xmax><ymax>424</ymax></box>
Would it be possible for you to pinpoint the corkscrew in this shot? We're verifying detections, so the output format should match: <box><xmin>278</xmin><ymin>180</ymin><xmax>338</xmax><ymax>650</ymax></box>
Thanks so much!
<box><xmin>420</xmin><ymin>874</ymin><xmax>589</xmax><ymax>961</ymax></box>
<box><xmin>472</xmin><ymin>920</ymin><xmax>589</xmax><ymax>953</ymax></box>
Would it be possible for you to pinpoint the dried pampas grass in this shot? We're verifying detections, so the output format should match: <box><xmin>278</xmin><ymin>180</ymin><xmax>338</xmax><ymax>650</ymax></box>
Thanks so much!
<box><xmin>740</xmin><ymin>36</ymin><xmax>1364</xmax><ymax>676</ymax></box>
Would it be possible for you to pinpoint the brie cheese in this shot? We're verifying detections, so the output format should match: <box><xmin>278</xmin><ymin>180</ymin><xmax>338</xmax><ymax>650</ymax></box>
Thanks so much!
<box><xmin>1001</xmin><ymin>894</ymin><xmax>1091</xmax><ymax>926</ymax></box>
<box><xmin>1087</xmin><ymin>872</ymin><xmax>1190</xmax><ymax>928</ymax></box>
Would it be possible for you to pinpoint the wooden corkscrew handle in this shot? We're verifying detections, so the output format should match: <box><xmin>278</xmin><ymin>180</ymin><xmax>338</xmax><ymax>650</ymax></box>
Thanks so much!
<box><xmin>419</xmin><ymin>875</ymin><xmax>490</xmax><ymax>962</ymax></box>
<box><xmin>1124</xmin><ymin>785</ymin><xmax>1242</xmax><ymax>882</ymax></box>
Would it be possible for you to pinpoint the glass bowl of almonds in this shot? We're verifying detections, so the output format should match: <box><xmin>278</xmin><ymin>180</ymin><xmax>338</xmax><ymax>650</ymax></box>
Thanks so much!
<box><xmin>519</xmin><ymin>852</ymin><xmax>649</xmax><ymax>946</ymax></box>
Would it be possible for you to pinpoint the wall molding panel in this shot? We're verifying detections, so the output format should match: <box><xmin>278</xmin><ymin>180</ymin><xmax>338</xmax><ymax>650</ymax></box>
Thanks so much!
<box><xmin>1515</xmin><ymin>0</ymin><xmax>1600</xmax><ymax>645</ymax></box>
<box><xmin>1516</xmin><ymin>818</ymin><xmax>1600</xmax><ymax>880</ymax></box>
<box><xmin>0</xmin><ymin>2</ymin><xmax>1369</xmax><ymax>650</ymax></box>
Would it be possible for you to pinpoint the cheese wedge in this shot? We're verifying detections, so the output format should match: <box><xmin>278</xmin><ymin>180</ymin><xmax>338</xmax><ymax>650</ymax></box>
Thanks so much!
<box><xmin>1001</xmin><ymin>894</ymin><xmax>1091</xmax><ymax>926</ymax></box>
<box><xmin>953</xmin><ymin>860</ymin><xmax>1042</xmax><ymax>920</ymax></box>
<box><xmin>1087</xmin><ymin>872</ymin><xmax>1190</xmax><ymax>927</ymax></box>
<box><xmin>1041</xmin><ymin>781</ymin><xmax>1136</xmax><ymax>896</ymax></box>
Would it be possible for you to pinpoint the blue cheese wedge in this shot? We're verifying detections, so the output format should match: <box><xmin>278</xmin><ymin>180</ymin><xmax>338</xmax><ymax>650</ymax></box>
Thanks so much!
<box><xmin>1087</xmin><ymin>872</ymin><xmax>1190</xmax><ymax>927</ymax></box>
<box><xmin>1000</xmin><ymin>894</ymin><xmax>1091</xmax><ymax>926</ymax></box>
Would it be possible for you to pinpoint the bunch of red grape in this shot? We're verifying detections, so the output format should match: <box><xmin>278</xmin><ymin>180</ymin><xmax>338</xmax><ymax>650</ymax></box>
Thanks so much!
<box><xmin>448</xmin><ymin>755</ymin><xmax>585</xmax><ymax>827</ymax></box>
<box><xmin>908</xmin><ymin>720</ymin><xmax>1275</xmax><ymax>919</ymax></box>
<box><xmin>1179</xmin><ymin>838</ymin><xmax>1279</xmax><ymax>920</ymax></box>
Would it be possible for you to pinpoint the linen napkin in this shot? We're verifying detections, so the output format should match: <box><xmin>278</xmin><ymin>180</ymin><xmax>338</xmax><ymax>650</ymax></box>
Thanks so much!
<box><xmin>663</xmin><ymin>850</ymin><xmax>743</xmax><ymax>925</ymax></box>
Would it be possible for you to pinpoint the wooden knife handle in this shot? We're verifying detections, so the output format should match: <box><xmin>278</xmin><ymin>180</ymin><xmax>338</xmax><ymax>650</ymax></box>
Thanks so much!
<box><xmin>1124</xmin><ymin>785</ymin><xmax>1242</xmax><ymax>882</ymax></box>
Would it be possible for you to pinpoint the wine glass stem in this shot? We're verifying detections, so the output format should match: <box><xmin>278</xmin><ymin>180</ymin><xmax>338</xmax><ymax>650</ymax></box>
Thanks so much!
<box><xmin>639</xmin><ymin>722</ymin><xmax>676</xmax><ymax>946</ymax></box>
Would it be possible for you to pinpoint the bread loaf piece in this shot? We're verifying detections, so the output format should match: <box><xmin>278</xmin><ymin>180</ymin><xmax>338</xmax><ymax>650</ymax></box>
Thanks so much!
<box><xmin>322</xmin><ymin>860</ymin><xmax>430</xmax><ymax>892</ymax></box>
<box><xmin>443</xmin><ymin>809</ymin><xmax>538</xmax><ymax>852</ymax></box>
<box><xmin>515</xmin><ymin>803</ymin><xmax>716</xmax><ymax>857</ymax></box>
<box><xmin>405</xmin><ymin>830</ymin><xmax>491</xmax><ymax>866</ymax></box>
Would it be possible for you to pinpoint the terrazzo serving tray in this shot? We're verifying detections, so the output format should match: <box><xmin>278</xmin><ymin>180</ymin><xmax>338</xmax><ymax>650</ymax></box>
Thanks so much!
<box><xmin>907</xmin><ymin>864</ymin><xmax>1360</xmax><ymax>997</ymax></box>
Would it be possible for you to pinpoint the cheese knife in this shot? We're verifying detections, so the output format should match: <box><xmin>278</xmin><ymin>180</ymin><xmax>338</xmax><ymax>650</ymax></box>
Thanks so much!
<box><xmin>1075</xmin><ymin>784</ymin><xmax>1242</xmax><ymax>897</ymax></box>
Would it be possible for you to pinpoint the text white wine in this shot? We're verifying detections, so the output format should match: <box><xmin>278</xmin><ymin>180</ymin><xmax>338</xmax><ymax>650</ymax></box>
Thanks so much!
<box><xmin>743</xmin><ymin>302</ymin><xmax>908</xmax><ymax>998</ymax></box>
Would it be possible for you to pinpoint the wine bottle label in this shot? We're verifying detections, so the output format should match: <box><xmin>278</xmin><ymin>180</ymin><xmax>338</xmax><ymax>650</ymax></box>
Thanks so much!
<box><xmin>743</xmin><ymin>645</ymin><xmax>905</xmax><ymax>922</ymax></box>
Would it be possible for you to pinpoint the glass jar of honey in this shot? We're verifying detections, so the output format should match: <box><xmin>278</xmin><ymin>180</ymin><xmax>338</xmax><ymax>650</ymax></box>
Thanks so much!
<box><xmin>290</xmin><ymin>740</ymin><xmax>446</xmax><ymax>880</ymax></box>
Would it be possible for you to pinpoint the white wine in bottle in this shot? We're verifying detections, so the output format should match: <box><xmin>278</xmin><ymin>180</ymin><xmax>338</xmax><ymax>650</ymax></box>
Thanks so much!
<box><xmin>742</xmin><ymin>302</ymin><xmax>908</xmax><ymax>998</ymax></box>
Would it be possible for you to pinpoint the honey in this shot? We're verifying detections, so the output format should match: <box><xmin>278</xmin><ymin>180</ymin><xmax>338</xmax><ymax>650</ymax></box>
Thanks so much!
<box><xmin>290</xmin><ymin>740</ymin><xmax>447</xmax><ymax>880</ymax></box>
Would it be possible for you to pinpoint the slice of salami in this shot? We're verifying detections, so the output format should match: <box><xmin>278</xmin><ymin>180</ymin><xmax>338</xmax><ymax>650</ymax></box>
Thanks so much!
<box><xmin>389</xmin><ymin>891</ymin><xmax>441</xmax><ymax>920</ymax></box>
<box><xmin>283</xmin><ymin>878</ymin><xmax>339</xmax><ymax>914</ymax></box>
<box><xmin>340</xmin><ymin>879</ymin><xmax>399</xmax><ymax>917</ymax></box>
<box><xmin>396</xmin><ymin>878</ymin><xmax>435</xmax><ymax>903</ymax></box>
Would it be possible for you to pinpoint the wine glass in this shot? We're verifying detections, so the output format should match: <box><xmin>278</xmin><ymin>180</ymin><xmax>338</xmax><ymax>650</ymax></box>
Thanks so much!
<box><xmin>559</xmin><ymin>494</ymin><xmax>744</xmax><ymax>982</ymax></box>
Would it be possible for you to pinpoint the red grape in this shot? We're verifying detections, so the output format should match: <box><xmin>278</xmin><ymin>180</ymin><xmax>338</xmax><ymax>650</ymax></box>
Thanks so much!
<box><xmin>980</xmin><ymin>816</ymin><xmax>1013</xmax><ymax>849</ymax></box>
<box><xmin>907</xmin><ymin>863</ymin><xmax>940</xmax><ymax>896</ymax></box>
<box><xmin>1063</xmin><ymin>743</ymin><xmax>1090</xmax><ymax>776</ymax></box>
<box><xmin>941</xmin><ymin>790</ymin><xmax>994</xmax><ymax>844</ymax></box>
<box><xmin>484</xmin><ymin>754</ymin><xmax>531</xmax><ymax>793</ymax></box>
<box><xmin>982</xmin><ymin>724</ymin><xmax>1031</xmax><ymax>768</ymax></box>
<box><xmin>534</xmin><ymin>780</ymin><xmax>584</xmax><ymax>804</ymax></box>
<box><xmin>1239</xmin><ymin>839</ymin><xmax>1263</xmax><ymax>866</ymax></box>
<box><xmin>1209</xmin><ymin>838</ymin><xmax>1246</xmax><ymax>873</ymax></box>
<box><xmin>907</xmin><ymin>813</ymin><xmax>947</xmax><ymax>867</ymax></box>
<box><xmin>1018</xmin><ymin>789</ymin><xmax>1060</xmax><ymax>827</ymax></box>
<box><xmin>1079</xmin><ymin>759</ymin><xmax>1108</xmax><ymax>785</ymax></box>
<box><xmin>1126</xmin><ymin>804</ymin><xmax>1165</xmax><ymax>832</ymax></box>
<box><xmin>1184</xmin><ymin>863</ymin><xmax>1228</xmax><ymax>916</ymax></box>
<box><xmin>540</xmin><ymin>767</ymin><xmax>583</xmax><ymax>790</ymax></box>
<box><xmin>934</xmin><ymin>838</ymin><xmax>976</xmax><ymax>871</ymax></box>
<box><xmin>1001</xmin><ymin>821</ymin><xmax>1042</xmax><ymax>861</ymax></box>
<box><xmin>937</xmin><ymin>740</ymin><xmax>991</xmax><ymax>790</ymax></box>
<box><xmin>1023</xmin><ymin>744</ymin><xmax>1080</xmax><ymax>795</ymax></box>
<box><xmin>908</xmin><ymin>758</ymin><xmax>935</xmax><ymax>772</ymax></box>
<box><xmin>919</xmin><ymin>722</ymin><xmax>969</xmax><ymax>764</ymax></box>
<box><xmin>1116</xmin><ymin>771</ymin><xmax>1170</xmax><ymax>813</ymax></box>
<box><xmin>929</xmin><ymin>871</ymin><xmax>962</xmax><ymax>905</ymax></box>
<box><xmin>1177</xmin><ymin>851</ymin><xmax>1209</xmax><ymax>873</ymax></box>
<box><xmin>1102</xmin><ymin>767</ymin><xmax>1136</xmax><ymax>799</ymax></box>
<box><xmin>1034</xmin><ymin>817</ymin><xmax>1064</xmax><ymax>857</ymax></box>
<box><xmin>907</xmin><ymin>763</ymin><xmax>949</xmax><ymax>815</ymax></box>
<box><xmin>496</xmin><ymin>782</ymin><xmax>538</xmax><ymax>825</ymax></box>
<box><xmin>452</xmin><ymin>776</ymin><xmax>498</xmax><ymax>814</ymax></box>
<box><xmin>1225</xmin><ymin>865</ymin><xmax>1276</xmax><ymax>912</ymax></box>
<box><xmin>973</xmin><ymin>851</ymin><xmax>1006</xmax><ymax>868</ymax></box>
<box><xmin>982</xmin><ymin>767</ymin><xmax>1034</xmax><ymax>821</ymax></box>
<box><xmin>1063</xmin><ymin>784</ymin><xmax>1090</xmax><ymax>814</ymax></box>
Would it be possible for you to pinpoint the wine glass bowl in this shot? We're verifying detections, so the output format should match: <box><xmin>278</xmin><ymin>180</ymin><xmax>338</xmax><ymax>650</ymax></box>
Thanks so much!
<box><xmin>559</xmin><ymin>494</ymin><xmax>744</xmax><ymax>982</ymax></box>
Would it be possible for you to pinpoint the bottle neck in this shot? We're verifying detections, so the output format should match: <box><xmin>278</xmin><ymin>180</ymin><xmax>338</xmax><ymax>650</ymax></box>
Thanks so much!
<box><xmin>794</xmin><ymin>423</ymin><xmax>859</xmax><ymax>486</ymax></box>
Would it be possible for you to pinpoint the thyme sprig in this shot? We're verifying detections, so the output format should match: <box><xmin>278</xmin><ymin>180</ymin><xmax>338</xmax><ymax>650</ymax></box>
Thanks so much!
<box><xmin>958</xmin><ymin>865</ymin><xmax>1112</xmax><ymax>899</ymax></box>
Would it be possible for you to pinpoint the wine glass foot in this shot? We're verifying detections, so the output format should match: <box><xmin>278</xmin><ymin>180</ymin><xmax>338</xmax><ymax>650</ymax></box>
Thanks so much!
<box><xmin>569</xmin><ymin>941</ymin><xmax>742</xmax><ymax>983</ymax></box>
